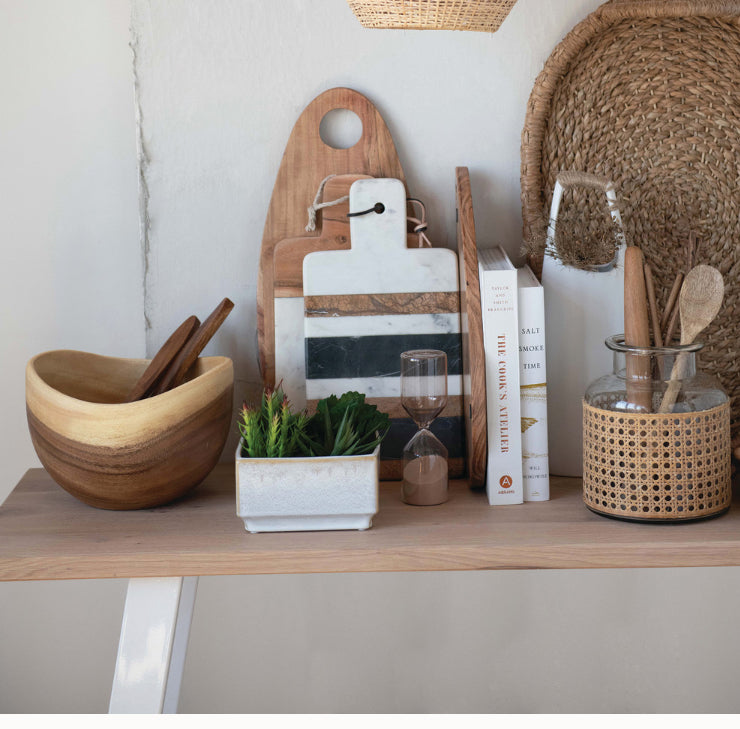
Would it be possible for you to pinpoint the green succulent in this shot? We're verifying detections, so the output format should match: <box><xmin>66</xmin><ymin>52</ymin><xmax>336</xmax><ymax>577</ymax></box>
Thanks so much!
<box><xmin>238</xmin><ymin>384</ymin><xmax>309</xmax><ymax>458</ymax></box>
<box><xmin>299</xmin><ymin>391</ymin><xmax>390</xmax><ymax>457</ymax></box>
<box><xmin>238</xmin><ymin>387</ymin><xmax>390</xmax><ymax>459</ymax></box>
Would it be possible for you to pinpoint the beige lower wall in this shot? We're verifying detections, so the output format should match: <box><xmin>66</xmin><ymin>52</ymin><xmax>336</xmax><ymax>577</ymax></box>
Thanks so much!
<box><xmin>2</xmin><ymin>569</ymin><xmax>740</xmax><ymax>713</ymax></box>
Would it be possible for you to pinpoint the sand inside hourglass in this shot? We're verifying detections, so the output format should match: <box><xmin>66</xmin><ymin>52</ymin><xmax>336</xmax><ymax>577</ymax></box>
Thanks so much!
<box><xmin>402</xmin><ymin>453</ymin><xmax>448</xmax><ymax>505</ymax></box>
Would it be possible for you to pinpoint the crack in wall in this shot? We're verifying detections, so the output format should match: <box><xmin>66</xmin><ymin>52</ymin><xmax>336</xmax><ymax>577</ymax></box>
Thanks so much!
<box><xmin>129</xmin><ymin>11</ymin><xmax>152</xmax><ymax>341</ymax></box>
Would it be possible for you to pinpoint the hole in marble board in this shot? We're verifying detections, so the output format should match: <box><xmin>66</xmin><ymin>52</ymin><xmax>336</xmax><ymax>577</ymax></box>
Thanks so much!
<box><xmin>319</xmin><ymin>109</ymin><xmax>363</xmax><ymax>149</ymax></box>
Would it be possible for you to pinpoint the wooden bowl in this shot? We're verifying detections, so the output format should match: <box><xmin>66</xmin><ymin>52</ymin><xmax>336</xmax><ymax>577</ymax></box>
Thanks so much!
<box><xmin>25</xmin><ymin>350</ymin><xmax>234</xmax><ymax>510</ymax></box>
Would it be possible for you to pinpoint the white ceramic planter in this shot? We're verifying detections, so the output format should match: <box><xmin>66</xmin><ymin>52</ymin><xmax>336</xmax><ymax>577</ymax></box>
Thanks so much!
<box><xmin>235</xmin><ymin>442</ymin><xmax>380</xmax><ymax>533</ymax></box>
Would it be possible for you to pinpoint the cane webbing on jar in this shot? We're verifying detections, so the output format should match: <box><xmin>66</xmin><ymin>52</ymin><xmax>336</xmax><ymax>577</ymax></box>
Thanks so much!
<box><xmin>582</xmin><ymin>400</ymin><xmax>731</xmax><ymax>521</ymax></box>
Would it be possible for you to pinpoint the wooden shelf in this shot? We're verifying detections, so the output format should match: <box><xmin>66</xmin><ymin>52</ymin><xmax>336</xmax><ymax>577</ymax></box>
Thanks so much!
<box><xmin>2</xmin><ymin>465</ymin><xmax>740</xmax><ymax>581</ymax></box>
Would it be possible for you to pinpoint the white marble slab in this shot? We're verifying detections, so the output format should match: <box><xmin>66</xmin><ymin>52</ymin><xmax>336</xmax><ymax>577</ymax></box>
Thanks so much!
<box><xmin>305</xmin><ymin>312</ymin><xmax>461</xmax><ymax>339</ymax></box>
<box><xmin>274</xmin><ymin>296</ymin><xmax>307</xmax><ymax>409</ymax></box>
<box><xmin>303</xmin><ymin>178</ymin><xmax>458</xmax><ymax>296</ymax></box>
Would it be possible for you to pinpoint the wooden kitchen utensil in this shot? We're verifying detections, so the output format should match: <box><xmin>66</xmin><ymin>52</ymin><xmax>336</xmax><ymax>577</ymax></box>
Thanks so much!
<box><xmin>643</xmin><ymin>262</ymin><xmax>663</xmax><ymax>348</ymax></box>
<box><xmin>257</xmin><ymin>88</ymin><xmax>407</xmax><ymax>390</ymax></box>
<box><xmin>661</xmin><ymin>272</ymin><xmax>684</xmax><ymax>336</ymax></box>
<box><xmin>303</xmin><ymin>178</ymin><xmax>464</xmax><ymax>480</ymax></box>
<box><xmin>658</xmin><ymin>265</ymin><xmax>724</xmax><ymax>413</ymax></box>
<box><xmin>455</xmin><ymin>167</ymin><xmax>487</xmax><ymax>488</ymax></box>
<box><xmin>624</xmin><ymin>246</ymin><xmax>652</xmax><ymax>411</ymax></box>
<box><xmin>125</xmin><ymin>315</ymin><xmax>200</xmax><ymax>402</ymax></box>
<box><xmin>153</xmin><ymin>298</ymin><xmax>234</xmax><ymax>395</ymax></box>
<box><xmin>541</xmin><ymin>172</ymin><xmax>627</xmax><ymax>476</ymax></box>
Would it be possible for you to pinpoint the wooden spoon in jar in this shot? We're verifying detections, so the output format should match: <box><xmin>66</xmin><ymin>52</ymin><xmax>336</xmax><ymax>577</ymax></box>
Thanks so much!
<box><xmin>658</xmin><ymin>265</ymin><xmax>724</xmax><ymax>413</ymax></box>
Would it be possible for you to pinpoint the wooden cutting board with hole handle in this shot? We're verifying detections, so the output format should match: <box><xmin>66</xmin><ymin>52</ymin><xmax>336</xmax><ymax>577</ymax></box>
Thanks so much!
<box><xmin>257</xmin><ymin>87</ymin><xmax>408</xmax><ymax>391</ymax></box>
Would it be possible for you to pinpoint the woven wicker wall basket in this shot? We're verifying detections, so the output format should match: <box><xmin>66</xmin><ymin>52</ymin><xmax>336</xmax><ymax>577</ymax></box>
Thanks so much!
<box><xmin>520</xmin><ymin>0</ymin><xmax>740</xmax><ymax>439</ymax></box>
<box><xmin>346</xmin><ymin>0</ymin><xmax>519</xmax><ymax>32</ymax></box>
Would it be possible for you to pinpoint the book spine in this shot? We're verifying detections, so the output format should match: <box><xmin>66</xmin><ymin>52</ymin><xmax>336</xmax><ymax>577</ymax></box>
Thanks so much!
<box><xmin>518</xmin><ymin>285</ymin><xmax>550</xmax><ymax>501</ymax></box>
<box><xmin>479</xmin><ymin>265</ymin><xmax>522</xmax><ymax>505</ymax></box>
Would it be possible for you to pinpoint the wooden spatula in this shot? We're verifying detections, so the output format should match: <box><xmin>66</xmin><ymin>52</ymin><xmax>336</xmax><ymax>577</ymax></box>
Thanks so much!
<box><xmin>125</xmin><ymin>315</ymin><xmax>200</xmax><ymax>402</ymax></box>
<box><xmin>152</xmin><ymin>298</ymin><xmax>235</xmax><ymax>395</ymax></box>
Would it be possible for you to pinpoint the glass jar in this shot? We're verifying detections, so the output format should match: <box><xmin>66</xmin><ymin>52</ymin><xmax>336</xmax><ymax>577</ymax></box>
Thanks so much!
<box><xmin>583</xmin><ymin>335</ymin><xmax>730</xmax><ymax>522</ymax></box>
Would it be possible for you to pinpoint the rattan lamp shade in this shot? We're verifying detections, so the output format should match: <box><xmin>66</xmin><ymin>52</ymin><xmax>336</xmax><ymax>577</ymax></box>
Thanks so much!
<box><xmin>520</xmin><ymin>0</ymin><xmax>740</xmax><ymax>438</ymax></box>
<box><xmin>346</xmin><ymin>0</ymin><xmax>519</xmax><ymax>31</ymax></box>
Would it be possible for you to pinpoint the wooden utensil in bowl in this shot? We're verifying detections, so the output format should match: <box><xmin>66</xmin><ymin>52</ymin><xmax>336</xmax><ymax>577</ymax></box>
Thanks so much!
<box><xmin>125</xmin><ymin>315</ymin><xmax>200</xmax><ymax>402</ymax></box>
<box><xmin>153</xmin><ymin>298</ymin><xmax>235</xmax><ymax>395</ymax></box>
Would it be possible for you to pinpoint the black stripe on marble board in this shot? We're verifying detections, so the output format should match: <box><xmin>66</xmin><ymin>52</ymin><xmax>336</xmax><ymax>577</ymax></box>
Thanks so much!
<box><xmin>379</xmin><ymin>416</ymin><xmax>466</xmax><ymax>461</ymax></box>
<box><xmin>305</xmin><ymin>333</ymin><xmax>462</xmax><ymax>380</ymax></box>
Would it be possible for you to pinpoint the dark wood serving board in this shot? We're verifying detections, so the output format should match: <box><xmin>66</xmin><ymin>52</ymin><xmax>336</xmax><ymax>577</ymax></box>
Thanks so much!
<box><xmin>455</xmin><ymin>167</ymin><xmax>487</xmax><ymax>487</ymax></box>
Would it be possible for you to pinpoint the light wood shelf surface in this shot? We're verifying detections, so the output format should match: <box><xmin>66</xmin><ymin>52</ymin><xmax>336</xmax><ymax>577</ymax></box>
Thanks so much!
<box><xmin>2</xmin><ymin>465</ymin><xmax>740</xmax><ymax>581</ymax></box>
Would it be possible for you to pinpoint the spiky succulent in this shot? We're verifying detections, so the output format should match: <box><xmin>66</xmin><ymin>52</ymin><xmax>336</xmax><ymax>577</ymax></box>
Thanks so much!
<box><xmin>238</xmin><ymin>383</ymin><xmax>309</xmax><ymax>458</ymax></box>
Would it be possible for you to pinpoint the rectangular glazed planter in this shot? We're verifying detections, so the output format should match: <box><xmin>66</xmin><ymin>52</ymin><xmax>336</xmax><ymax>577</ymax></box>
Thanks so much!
<box><xmin>235</xmin><ymin>442</ymin><xmax>380</xmax><ymax>533</ymax></box>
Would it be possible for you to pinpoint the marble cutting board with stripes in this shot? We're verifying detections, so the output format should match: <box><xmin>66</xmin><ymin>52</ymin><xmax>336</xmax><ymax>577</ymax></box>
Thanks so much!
<box><xmin>302</xmin><ymin>178</ymin><xmax>465</xmax><ymax>479</ymax></box>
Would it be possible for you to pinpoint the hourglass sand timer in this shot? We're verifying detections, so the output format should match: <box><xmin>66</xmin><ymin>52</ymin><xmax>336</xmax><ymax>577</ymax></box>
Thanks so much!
<box><xmin>400</xmin><ymin>350</ymin><xmax>449</xmax><ymax>505</ymax></box>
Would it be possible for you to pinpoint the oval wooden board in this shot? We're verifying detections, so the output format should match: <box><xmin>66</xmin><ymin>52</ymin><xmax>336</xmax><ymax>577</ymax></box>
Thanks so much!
<box><xmin>455</xmin><ymin>167</ymin><xmax>487</xmax><ymax>488</ymax></box>
<box><xmin>257</xmin><ymin>87</ymin><xmax>407</xmax><ymax>387</ymax></box>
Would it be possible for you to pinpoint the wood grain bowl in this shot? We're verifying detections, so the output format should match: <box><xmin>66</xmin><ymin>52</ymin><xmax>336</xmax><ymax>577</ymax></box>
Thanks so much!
<box><xmin>25</xmin><ymin>350</ymin><xmax>234</xmax><ymax>510</ymax></box>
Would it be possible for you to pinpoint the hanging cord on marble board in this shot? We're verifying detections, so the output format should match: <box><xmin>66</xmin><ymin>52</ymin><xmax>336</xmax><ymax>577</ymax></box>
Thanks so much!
<box><xmin>305</xmin><ymin>174</ymin><xmax>433</xmax><ymax>247</ymax></box>
<box><xmin>406</xmin><ymin>197</ymin><xmax>432</xmax><ymax>248</ymax></box>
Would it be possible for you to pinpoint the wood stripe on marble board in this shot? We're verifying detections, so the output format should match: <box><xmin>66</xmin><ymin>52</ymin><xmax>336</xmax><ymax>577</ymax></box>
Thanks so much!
<box><xmin>305</xmin><ymin>292</ymin><xmax>460</xmax><ymax>317</ymax></box>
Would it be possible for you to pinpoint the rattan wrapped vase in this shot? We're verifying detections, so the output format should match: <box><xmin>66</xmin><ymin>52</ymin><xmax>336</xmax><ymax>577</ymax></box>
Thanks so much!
<box><xmin>346</xmin><ymin>0</ymin><xmax>519</xmax><ymax>31</ymax></box>
<box><xmin>583</xmin><ymin>336</ymin><xmax>731</xmax><ymax>522</ymax></box>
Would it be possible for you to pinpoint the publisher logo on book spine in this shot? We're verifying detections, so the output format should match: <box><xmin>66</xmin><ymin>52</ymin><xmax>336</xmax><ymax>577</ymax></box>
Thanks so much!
<box><xmin>499</xmin><ymin>475</ymin><xmax>513</xmax><ymax>489</ymax></box>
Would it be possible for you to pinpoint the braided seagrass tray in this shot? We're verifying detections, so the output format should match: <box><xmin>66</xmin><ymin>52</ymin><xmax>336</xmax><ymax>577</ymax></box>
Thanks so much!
<box><xmin>521</xmin><ymin>0</ymin><xmax>740</xmax><ymax>439</ymax></box>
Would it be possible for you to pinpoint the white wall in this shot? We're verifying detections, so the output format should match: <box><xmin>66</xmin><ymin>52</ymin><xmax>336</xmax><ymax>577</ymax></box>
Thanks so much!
<box><xmin>0</xmin><ymin>0</ymin><xmax>141</xmax><ymax>714</ymax></box>
<box><xmin>3</xmin><ymin>0</ymin><xmax>740</xmax><ymax>714</ymax></box>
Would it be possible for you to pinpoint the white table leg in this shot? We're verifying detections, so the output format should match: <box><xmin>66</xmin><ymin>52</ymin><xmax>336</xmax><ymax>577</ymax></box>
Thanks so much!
<box><xmin>109</xmin><ymin>576</ymin><xmax>199</xmax><ymax>714</ymax></box>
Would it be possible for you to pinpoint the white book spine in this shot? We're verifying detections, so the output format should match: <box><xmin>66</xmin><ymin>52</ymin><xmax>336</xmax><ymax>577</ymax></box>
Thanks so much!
<box><xmin>518</xmin><ymin>281</ymin><xmax>550</xmax><ymax>501</ymax></box>
<box><xmin>479</xmin><ymin>264</ymin><xmax>522</xmax><ymax>505</ymax></box>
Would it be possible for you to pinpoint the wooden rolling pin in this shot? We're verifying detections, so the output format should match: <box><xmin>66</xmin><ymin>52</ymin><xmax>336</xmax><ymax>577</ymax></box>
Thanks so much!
<box><xmin>624</xmin><ymin>246</ymin><xmax>652</xmax><ymax>411</ymax></box>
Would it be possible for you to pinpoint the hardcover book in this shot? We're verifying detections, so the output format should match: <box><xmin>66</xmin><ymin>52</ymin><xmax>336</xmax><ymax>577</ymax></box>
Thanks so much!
<box><xmin>517</xmin><ymin>266</ymin><xmax>550</xmax><ymax>501</ymax></box>
<box><xmin>478</xmin><ymin>246</ymin><xmax>523</xmax><ymax>505</ymax></box>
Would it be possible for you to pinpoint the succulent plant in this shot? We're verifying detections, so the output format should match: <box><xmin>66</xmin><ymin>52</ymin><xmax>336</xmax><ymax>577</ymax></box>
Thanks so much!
<box><xmin>299</xmin><ymin>391</ymin><xmax>390</xmax><ymax>457</ymax></box>
<box><xmin>238</xmin><ymin>383</ymin><xmax>309</xmax><ymax>458</ymax></box>
<box><xmin>238</xmin><ymin>387</ymin><xmax>390</xmax><ymax>459</ymax></box>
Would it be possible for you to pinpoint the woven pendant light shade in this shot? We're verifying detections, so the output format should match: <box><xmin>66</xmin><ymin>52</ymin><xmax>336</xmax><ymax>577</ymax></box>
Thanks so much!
<box><xmin>346</xmin><ymin>0</ymin><xmax>519</xmax><ymax>32</ymax></box>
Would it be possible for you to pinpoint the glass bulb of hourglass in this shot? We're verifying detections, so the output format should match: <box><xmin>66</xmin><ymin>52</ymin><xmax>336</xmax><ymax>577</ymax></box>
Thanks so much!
<box><xmin>400</xmin><ymin>350</ymin><xmax>449</xmax><ymax>506</ymax></box>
